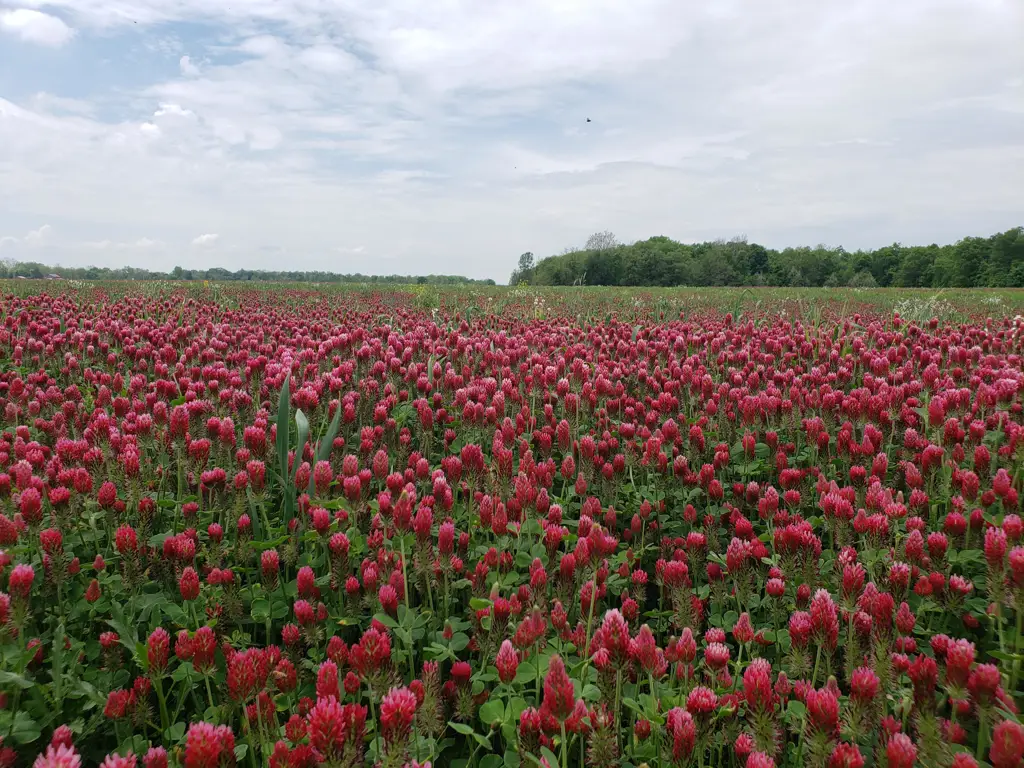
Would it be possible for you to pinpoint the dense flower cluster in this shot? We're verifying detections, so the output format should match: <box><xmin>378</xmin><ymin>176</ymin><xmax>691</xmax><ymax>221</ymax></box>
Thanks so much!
<box><xmin>0</xmin><ymin>284</ymin><xmax>1022</xmax><ymax>767</ymax></box>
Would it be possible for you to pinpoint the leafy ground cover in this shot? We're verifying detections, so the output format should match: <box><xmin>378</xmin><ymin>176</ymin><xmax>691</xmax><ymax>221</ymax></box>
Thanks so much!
<box><xmin>1</xmin><ymin>282</ymin><xmax>1023</xmax><ymax>768</ymax></box>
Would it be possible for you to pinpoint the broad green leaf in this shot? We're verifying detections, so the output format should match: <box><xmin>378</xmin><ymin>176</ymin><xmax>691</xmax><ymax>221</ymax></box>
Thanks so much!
<box><xmin>513</xmin><ymin>661</ymin><xmax>536</xmax><ymax>685</ymax></box>
<box><xmin>786</xmin><ymin>700</ymin><xmax>806</xmax><ymax>723</ymax></box>
<box><xmin>251</xmin><ymin>599</ymin><xmax>271</xmax><ymax>622</ymax></box>
<box><xmin>51</xmin><ymin>623</ymin><xmax>66</xmax><ymax>703</ymax></box>
<box><xmin>276</xmin><ymin>376</ymin><xmax>291</xmax><ymax>481</ymax></box>
<box><xmin>293</xmin><ymin>409</ymin><xmax>309</xmax><ymax>482</ymax></box>
<box><xmin>309</xmin><ymin>402</ymin><xmax>343</xmax><ymax>496</ymax></box>
<box><xmin>478</xmin><ymin>698</ymin><xmax>504</xmax><ymax>725</ymax></box>
<box><xmin>164</xmin><ymin>722</ymin><xmax>187</xmax><ymax>743</ymax></box>
<box><xmin>0</xmin><ymin>671</ymin><xmax>33</xmax><ymax>689</ymax></box>
<box><xmin>473</xmin><ymin>732</ymin><xmax>492</xmax><ymax>749</ymax></box>
<box><xmin>9</xmin><ymin>711</ymin><xmax>41</xmax><ymax>744</ymax></box>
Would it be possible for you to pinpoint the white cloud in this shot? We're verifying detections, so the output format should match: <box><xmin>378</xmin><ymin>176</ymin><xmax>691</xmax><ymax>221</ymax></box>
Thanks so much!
<box><xmin>23</xmin><ymin>224</ymin><xmax>52</xmax><ymax>244</ymax></box>
<box><xmin>179</xmin><ymin>55</ymin><xmax>200</xmax><ymax>77</ymax></box>
<box><xmin>0</xmin><ymin>9</ymin><xmax>74</xmax><ymax>47</ymax></box>
<box><xmin>191</xmin><ymin>233</ymin><xmax>220</xmax><ymax>246</ymax></box>
<box><xmin>28</xmin><ymin>93</ymin><xmax>95</xmax><ymax>116</ymax></box>
<box><xmin>296</xmin><ymin>46</ymin><xmax>356</xmax><ymax>74</ymax></box>
<box><xmin>0</xmin><ymin>0</ymin><xmax>1021</xmax><ymax>281</ymax></box>
<box><xmin>154</xmin><ymin>104</ymin><xmax>194</xmax><ymax>119</ymax></box>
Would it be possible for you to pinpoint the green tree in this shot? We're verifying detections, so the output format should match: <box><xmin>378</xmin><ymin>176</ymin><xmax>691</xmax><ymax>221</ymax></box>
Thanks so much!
<box><xmin>982</xmin><ymin>228</ymin><xmax>1024</xmax><ymax>287</ymax></box>
<box><xmin>894</xmin><ymin>246</ymin><xmax>938</xmax><ymax>287</ymax></box>
<box><xmin>509</xmin><ymin>252</ymin><xmax>536</xmax><ymax>285</ymax></box>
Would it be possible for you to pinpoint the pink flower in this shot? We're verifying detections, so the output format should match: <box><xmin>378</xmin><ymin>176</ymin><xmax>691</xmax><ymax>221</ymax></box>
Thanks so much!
<box><xmin>9</xmin><ymin>563</ymin><xmax>34</xmax><ymax>600</ymax></box>
<box><xmin>628</xmin><ymin>624</ymin><xmax>660</xmax><ymax>672</ymax></box>
<box><xmin>733</xmin><ymin>612</ymin><xmax>755</xmax><ymax>645</ymax></box>
<box><xmin>595</xmin><ymin>609</ymin><xmax>630</xmax><ymax>663</ymax></box>
<box><xmin>849</xmin><ymin>667</ymin><xmax>879</xmax><ymax>704</ymax></box>
<box><xmin>809</xmin><ymin>589</ymin><xmax>839</xmax><ymax>649</ymax></box>
<box><xmin>33</xmin><ymin>744</ymin><xmax>81</xmax><ymax>768</ymax></box>
<box><xmin>990</xmin><ymin>720</ymin><xmax>1024</xmax><ymax>768</ymax></box>
<box><xmin>183</xmin><ymin>722</ymin><xmax>235</xmax><ymax>768</ymax></box>
<box><xmin>705</xmin><ymin>642</ymin><xmax>731</xmax><ymax>670</ymax></box>
<box><xmin>380</xmin><ymin>686</ymin><xmax>418</xmax><ymax>745</ymax></box>
<box><xmin>146</xmin><ymin>628</ymin><xmax>170</xmax><ymax>674</ymax></box>
<box><xmin>496</xmin><ymin>640</ymin><xmax>519</xmax><ymax>684</ymax></box>
<box><xmin>316</xmin><ymin>660</ymin><xmax>339</xmax><ymax>700</ymax></box>
<box><xmin>829</xmin><ymin>743</ymin><xmax>865</xmax><ymax>768</ymax></box>
<box><xmin>686</xmin><ymin>686</ymin><xmax>718</xmax><ymax>716</ymax></box>
<box><xmin>143</xmin><ymin>748</ymin><xmax>168</xmax><ymax>768</ymax></box>
<box><xmin>806</xmin><ymin>688</ymin><xmax>839</xmax><ymax>734</ymax></box>
<box><xmin>885</xmin><ymin>733</ymin><xmax>917</xmax><ymax>768</ymax></box>
<box><xmin>945</xmin><ymin>639</ymin><xmax>976</xmax><ymax>689</ymax></box>
<box><xmin>541</xmin><ymin>655</ymin><xmax>576</xmax><ymax>722</ymax></box>
<box><xmin>307</xmin><ymin>697</ymin><xmax>366</xmax><ymax>760</ymax></box>
<box><xmin>743</xmin><ymin>658</ymin><xmax>773</xmax><ymax>713</ymax></box>
<box><xmin>179</xmin><ymin>567</ymin><xmax>200</xmax><ymax>601</ymax></box>
<box><xmin>666</xmin><ymin>708</ymin><xmax>696</xmax><ymax>761</ymax></box>
<box><xmin>746</xmin><ymin>752</ymin><xmax>775</xmax><ymax>768</ymax></box>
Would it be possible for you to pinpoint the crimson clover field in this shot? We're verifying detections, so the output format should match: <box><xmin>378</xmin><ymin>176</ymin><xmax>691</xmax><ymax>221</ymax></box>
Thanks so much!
<box><xmin>1</xmin><ymin>282</ymin><xmax>1024</xmax><ymax>768</ymax></box>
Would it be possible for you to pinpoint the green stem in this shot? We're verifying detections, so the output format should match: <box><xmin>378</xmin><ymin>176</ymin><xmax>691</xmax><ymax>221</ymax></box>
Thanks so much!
<box><xmin>204</xmin><ymin>674</ymin><xmax>216</xmax><ymax>716</ymax></box>
<box><xmin>812</xmin><ymin>643</ymin><xmax>823</xmax><ymax>688</ymax></box>
<box><xmin>176</xmin><ymin>677</ymin><xmax>202</xmax><ymax>724</ymax></box>
<box><xmin>997</xmin><ymin>604</ymin><xmax>1007</xmax><ymax>657</ymax></box>
<box><xmin>579</xmin><ymin>569</ymin><xmax>599</xmax><ymax>684</ymax></box>
<box><xmin>795</xmin><ymin>708</ymin><xmax>808</xmax><ymax>765</ymax></box>
<box><xmin>846</xmin><ymin>612</ymin><xmax>855</xmax><ymax>682</ymax></box>
<box><xmin>638</xmin><ymin>521</ymin><xmax>646</xmax><ymax>569</ymax></box>
<box><xmin>614</xmin><ymin>669</ymin><xmax>623</xmax><ymax>750</ymax></box>
<box><xmin>370</xmin><ymin>689</ymin><xmax>382</xmax><ymax>762</ymax></box>
<box><xmin>1013</xmin><ymin>608</ymin><xmax>1024</xmax><ymax>695</ymax></box>
<box><xmin>443</xmin><ymin>570</ymin><xmax>450</xmax><ymax>622</ymax></box>
<box><xmin>56</xmin><ymin>581</ymin><xmax>65</xmax><ymax>626</ymax></box>
<box><xmin>399</xmin><ymin>535</ymin><xmax>415</xmax><ymax>681</ymax></box>
<box><xmin>536</xmin><ymin>643</ymin><xmax>543</xmax><ymax>708</ymax></box>
<box><xmin>242</xmin><ymin>705</ymin><xmax>258</xmax><ymax>768</ymax></box>
<box><xmin>976</xmin><ymin>709</ymin><xmax>987</xmax><ymax>761</ymax></box>
<box><xmin>154</xmin><ymin>676</ymin><xmax>171</xmax><ymax>733</ymax></box>
<box><xmin>560</xmin><ymin>721</ymin><xmax>568</xmax><ymax>768</ymax></box>
<box><xmin>735</xmin><ymin>642</ymin><xmax>744</xmax><ymax>687</ymax></box>
<box><xmin>424</xmin><ymin>564</ymin><xmax>435</xmax><ymax>616</ymax></box>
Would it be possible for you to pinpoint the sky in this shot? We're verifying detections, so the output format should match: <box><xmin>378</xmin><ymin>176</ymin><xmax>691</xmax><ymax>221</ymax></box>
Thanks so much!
<box><xmin>0</xmin><ymin>0</ymin><xmax>1022</xmax><ymax>283</ymax></box>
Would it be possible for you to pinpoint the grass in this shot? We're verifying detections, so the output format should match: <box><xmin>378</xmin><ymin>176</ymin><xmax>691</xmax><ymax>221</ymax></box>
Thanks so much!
<box><xmin>4</xmin><ymin>280</ymin><xmax>1024</xmax><ymax>324</ymax></box>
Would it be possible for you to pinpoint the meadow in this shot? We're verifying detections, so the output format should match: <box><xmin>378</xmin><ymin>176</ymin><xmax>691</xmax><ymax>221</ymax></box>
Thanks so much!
<box><xmin>1</xmin><ymin>281</ymin><xmax>1023</xmax><ymax>768</ymax></box>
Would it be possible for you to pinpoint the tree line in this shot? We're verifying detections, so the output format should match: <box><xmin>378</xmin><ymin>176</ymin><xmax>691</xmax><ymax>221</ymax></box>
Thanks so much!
<box><xmin>510</xmin><ymin>227</ymin><xmax>1024</xmax><ymax>287</ymax></box>
<box><xmin>0</xmin><ymin>260</ymin><xmax>495</xmax><ymax>286</ymax></box>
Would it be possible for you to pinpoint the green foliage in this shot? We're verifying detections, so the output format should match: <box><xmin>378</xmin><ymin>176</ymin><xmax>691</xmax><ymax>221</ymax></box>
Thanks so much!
<box><xmin>529</xmin><ymin>227</ymin><xmax>1024</xmax><ymax>287</ymax></box>
<box><xmin>0</xmin><ymin>260</ymin><xmax>495</xmax><ymax>285</ymax></box>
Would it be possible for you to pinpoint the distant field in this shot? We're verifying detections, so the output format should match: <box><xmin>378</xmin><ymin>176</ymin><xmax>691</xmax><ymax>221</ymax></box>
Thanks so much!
<box><xmin>5</xmin><ymin>279</ymin><xmax>1024</xmax><ymax>322</ymax></box>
